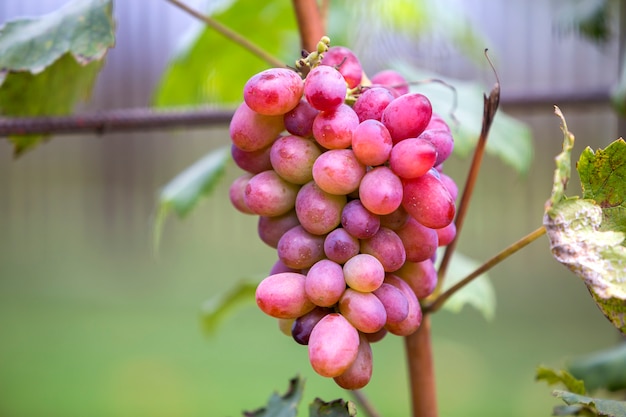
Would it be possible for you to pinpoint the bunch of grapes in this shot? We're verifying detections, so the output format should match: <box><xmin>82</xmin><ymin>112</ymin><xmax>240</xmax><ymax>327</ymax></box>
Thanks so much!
<box><xmin>228</xmin><ymin>37</ymin><xmax>457</xmax><ymax>389</ymax></box>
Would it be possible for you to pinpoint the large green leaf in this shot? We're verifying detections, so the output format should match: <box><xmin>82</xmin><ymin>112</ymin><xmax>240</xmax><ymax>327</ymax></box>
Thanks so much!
<box><xmin>568</xmin><ymin>343</ymin><xmax>626</xmax><ymax>392</ymax></box>
<box><xmin>243</xmin><ymin>377</ymin><xmax>305</xmax><ymax>417</ymax></box>
<box><xmin>552</xmin><ymin>390</ymin><xmax>626</xmax><ymax>417</ymax></box>
<box><xmin>544</xmin><ymin>108</ymin><xmax>626</xmax><ymax>334</ymax></box>
<box><xmin>0</xmin><ymin>0</ymin><xmax>115</xmax><ymax>155</ymax></box>
<box><xmin>394</xmin><ymin>65</ymin><xmax>533</xmax><ymax>174</ymax></box>
<box><xmin>153</xmin><ymin>0</ymin><xmax>298</xmax><ymax>107</ymax></box>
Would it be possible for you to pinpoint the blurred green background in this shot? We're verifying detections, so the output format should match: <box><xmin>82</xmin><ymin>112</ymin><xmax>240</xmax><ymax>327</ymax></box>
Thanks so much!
<box><xmin>0</xmin><ymin>1</ymin><xmax>624</xmax><ymax>416</ymax></box>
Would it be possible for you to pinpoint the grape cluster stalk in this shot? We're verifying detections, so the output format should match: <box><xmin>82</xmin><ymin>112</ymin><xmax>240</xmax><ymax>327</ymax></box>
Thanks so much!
<box><xmin>228</xmin><ymin>37</ymin><xmax>457</xmax><ymax>389</ymax></box>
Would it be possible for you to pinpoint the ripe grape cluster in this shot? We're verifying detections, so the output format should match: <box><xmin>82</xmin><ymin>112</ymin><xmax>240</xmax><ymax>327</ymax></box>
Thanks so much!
<box><xmin>228</xmin><ymin>37</ymin><xmax>457</xmax><ymax>389</ymax></box>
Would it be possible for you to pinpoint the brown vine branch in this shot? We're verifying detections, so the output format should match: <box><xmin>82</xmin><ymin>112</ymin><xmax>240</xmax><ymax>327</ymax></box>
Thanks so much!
<box><xmin>405</xmin><ymin>316</ymin><xmax>438</xmax><ymax>417</ymax></box>
<box><xmin>0</xmin><ymin>107</ymin><xmax>235</xmax><ymax>136</ymax></box>
<box><xmin>165</xmin><ymin>0</ymin><xmax>285</xmax><ymax>68</ymax></box>
<box><xmin>292</xmin><ymin>0</ymin><xmax>326</xmax><ymax>52</ymax></box>
<box><xmin>425</xmin><ymin>225</ymin><xmax>547</xmax><ymax>315</ymax></box>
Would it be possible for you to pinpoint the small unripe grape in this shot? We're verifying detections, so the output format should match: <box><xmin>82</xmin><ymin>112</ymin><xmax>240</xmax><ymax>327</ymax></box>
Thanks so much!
<box><xmin>278</xmin><ymin>318</ymin><xmax>295</xmax><ymax>336</ymax></box>
<box><xmin>308</xmin><ymin>313</ymin><xmax>360</xmax><ymax>377</ymax></box>
<box><xmin>333</xmin><ymin>334</ymin><xmax>373</xmax><ymax>390</ymax></box>
<box><xmin>256</xmin><ymin>272</ymin><xmax>315</xmax><ymax>319</ymax></box>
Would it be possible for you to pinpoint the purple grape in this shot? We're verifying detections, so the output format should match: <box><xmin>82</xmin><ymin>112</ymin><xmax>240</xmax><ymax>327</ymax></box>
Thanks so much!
<box><xmin>284</xmin><ymin>99</ymin><xmax>319</xmax><ymax>137</ymax></box>
<box><xmin>341</xmin><ymin>199</ymin><xmax>380</xmax><ymax>239</ymax></box>
<box><xmin>291</xmin><ymin>306</ymin><xmax>333</xmax><ymax>345</ymax></box>
<box><xmin>295</xmin><ymin>181</ymin><xmax>346</xmax><ymax>235</ymax></box>
<box><xmin>353</xmin><ymin>87</ymin><xmax>395</xmax><ymax>123</ymax></box>
<box><xmin>277</xmin><ymin>225</ymin><xmax>326</xmax><ymax>269</ymax></box>
<box><xmin>323</xmin><ymin>228</ymin><xmax>360</xmax><ymax>264</ymax></box>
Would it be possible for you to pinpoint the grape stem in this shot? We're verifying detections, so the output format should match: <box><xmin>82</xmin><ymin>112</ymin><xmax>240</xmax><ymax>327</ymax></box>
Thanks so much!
<box><xmin>424</xmin><ymin>225</ymin><xmax>547</xmax><ymax>315</ymax></box>
<box><xmin>291</xmin><ymin>0</ymin><xmax>326</xmax><ymax>53</ymax></box>
<box><xmin>404</xmin><ymin>316</ymin><xmax>438</xmax><ymax>417</ymax></box>
<box><xmin>165</xmin><ymin>0</ymin><xmax>285</xmax><ymax>68</ymax></box>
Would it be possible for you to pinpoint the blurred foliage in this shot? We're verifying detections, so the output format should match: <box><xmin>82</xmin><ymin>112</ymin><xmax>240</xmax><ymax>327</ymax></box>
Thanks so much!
<box><xmin>243</xmin><ymin>376</ymin><xmax>304</xmax><ymax>417</ymax></box>
<box><xmin>568</xmin><ymin>343</ymin><xmax>626</xmax><ymax>392</ymax></box>
<box><xmin>0</xmin><ymin>0</ymin><xmax>114</xmax><ymax>155</ymax></box>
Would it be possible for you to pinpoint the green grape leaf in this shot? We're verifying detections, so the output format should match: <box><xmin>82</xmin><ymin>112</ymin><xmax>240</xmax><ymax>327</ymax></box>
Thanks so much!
<box><xmin>153</xmin><ymin>0</ymin><xmax>298</xmax><ymax>107</ymax></box>
<box><xmin>568</xmin><ymin>343</ymin><xmax>626</xmax><ymax>393</ymax></box>
<box><xmin>243</xmin><ymin>376</ymin><xmax>305</xmax><ymax>417</ymax></box>
<box><xmin>544</xmin><ymin>107</ymin><xmax>626</xmax><ymax>334</ymax></box>
<box><xmin>153</xmin><ymin>146</ymin><xmax>230</xmax><ymax>253</ymax></box>
<box><xmin>200</xmin><ymin>281</ymin><xmax>257</xmax><ymax>336</ymax></box>
<box><xmin>552</xmin><ymin>390</ymin><xmax>626</xmax><ymax>417</ymax></box>
<box><xmin>536</xmin><ymin>366</ymin><xmax>586</xmax><ymax>395</ymax></box>
<box><xmin>437</xmin><ymin>250</ymin><xmax>496</xmax><ymax>321</ymax></box>
<box><xmin>309</xmin><ymin>398</ymin><xmax>357</xmax><ymax>417</ymax></box>
<box><xmin>391</xmin><ymin>65</ymin><xmax>533</xmax><ymax>174</ymax></box>
<box><xmin>0</xmin><ymin>0</ymin><xmax>115</xmax><ymax>155</ymax></box>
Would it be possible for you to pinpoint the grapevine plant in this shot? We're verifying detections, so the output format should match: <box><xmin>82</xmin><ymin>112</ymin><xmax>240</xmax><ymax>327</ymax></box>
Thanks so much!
<box><xmin>1</xmin><ymin>1</ymin><xmax>625</xmax><ymax>417</ymax></box>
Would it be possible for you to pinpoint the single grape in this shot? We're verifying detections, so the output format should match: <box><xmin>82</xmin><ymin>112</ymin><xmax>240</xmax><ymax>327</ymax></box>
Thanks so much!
<box><xmin>418</xmin><ymin>129</ymin><xmax>454</xmax><ymax>166</ymax></box>
<box><xmin>396</xmin><ymin>217</ymin><xmax>439</xmax><ymax>263</ymax></box>
<box><xmin>426</xmin><ymin>112</ymin><xmax>451</xmax><ymax>132</ymax></box>
<box><xmin>364</xmin><ymin>328</ymin><xmax>387</xmax><ymax>343</ymax></box>
<box><xmin>323</xmin><ymin>228</ymin><xmax>360</xmax><ymax>264</ymax></box>
<box><xmin>343</xmin><ymin>253</ymin><xmax>385</xmax><ymax>292</ymax></box>
<box><xmin>353</xmin><ymin>87</ymin><xmax>396</xmax><ymax>123</ymax></box>
<box><xmin>439</xmin><ymin>172</ymin><xmax>458</xmax><ymax>201</ymax></box>
<box><xmin>255</xmin><ymin>272</ymin><xmax>315</xmax><ymax>319</ymax></box>
<box><xmin>270</xmin><ymin>135</ymin><xmax>322</xmax><ymax>184</ymax></box>
<box><xmin>292</xmin><ymin>306</ymin><xmax>333</xmax><ymax>345</ymax></box>
<box><xmin>231</xmin><ymin>143</ymin><xmax>273</xmax><ymax>174</ymax></box>
<box><xmin>373</xmin><ymin>282</ymin><xmax>410</xmax><ymax>324</ymax></box>
<box><xmin>333</xmin><ymin>334</ymin><xmax>373</xmax><ymax>390</ymax></box>
<box><xmin>320</xmin><ymin>46</ymin><xmax>363</xmax><ymax>89</ymax></box>
<box><xmin>244</xmin><ymin>67</ymin><xmax>304</xmax><ymax>116</ymax></box>
<box><xmin>229</xmin><ymin>173</ymin><xmax>255</xmax><ymax>215</ymax></box>
<box><xmin>305</xmin><ymin>259</ymin><xmax>346</xmax><ymax>307</ymax></box>
<box><xmin>277</xmin><ymin>225</ymin><xmax>326</xmax><ymax>269</ymax></box>
<box><xmin>360</xmin><ymin>227</ymin><xmax>406</xmax><ymax>272</ymax></box>
<box><xmin>229</xmin><ymin>102</ymin><xmax>285</xmax><ymax>152</ymax></box>
<box><xmin>341</xmin><ymin>199</ymin><xmax>380</xmax><ymax>240</ymax></box>
<box><xmin>308</xmin><ymin>313</ymin><xmax>360</xmax><ymax>378</ymax></box>
<box><xmin>389</xmin><ymin>138</ymin><xmax>437</xmax><ymax>179</ymax></box>
<box><xmin>244</xmin><ymin>170</ymin><xmax>300</xmax><ymax>217</ymax></box>
<box><xmin>312</xmin><ymin>149</ymin><xmax>365</xmax><ymax>195</ymax></box>
<box><xmin>370</xmin><ymin>69</ymin><xmax>409</xmax><ymax>96</ymax></box>
<box><xmin>351</xmin><ymin>119</ymin><xmax>393</xmax><ymax>166</ymax></box>
<box><xmin>278</xmin><ymin>318</ymin><xmax>294</xmax><ymax>336</ymax></box>
<box><xmin>338</xmin><ymin>288</ymin><xmax>387</xmax><ymax>334</ymax></box>
<box><xmin>312</xmin><ymin>104</ymin><xmax>359</xmax><ymax>149</ymax></box>
<box><xmin>395</xmin><ymin>259</ymin><xmax>438</xmax><ymax>299</ymax></box>
<box><xmin>436</xmin><ymin>221</ymin><xmax>457</xmax><ymax>247</ymax></box>
<box><xmin>384</xmin><ymin>274</ymin><xmax>423</xmax><ymax>336</ymax></box>
<box><xmin>257</xmin><ymin>210</ymin><xmax>301</xmax><ymax>248</ymax></box>
<box><xmin>379</xmin><ymin>206</ymin><xmax>409</xmax><ymax>230</ymax></box>
<box><xmin>402</xmin><ymin>171</ymin><xmax>455</xmax><ymax>229</ymax></box>
<box><xmin>295</xmin><ymin>181</ymin><xmax>346</xmax><ymax>235</ymax></box>
<box><xmin>284</xmin><ymin>99</ymin><xmax>319</xmax><ymax>137</ymax></box>
<box><xmin>304</xmin><ymin>65</ymin><xmax>347</xmax><ymax>112</ymax></box>
<box><xmin>381</xmin><ymin>93</ymin><xmax>432</xmax><ymax>143</ymax></box>
<box><xmin>359</xmin><ymin>166</ymin><xmax>403</xmax><ymax>216</ymax></box>
<box><xmin>269</xmin><ymin>258</ymin><xmax>300</xmax><ymax>275</ymax></box>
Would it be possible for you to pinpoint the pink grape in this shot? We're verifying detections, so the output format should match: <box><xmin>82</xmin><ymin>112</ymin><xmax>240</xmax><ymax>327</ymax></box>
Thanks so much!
<box><xmin>360</xmin><ymin>227</ymin><xmax>406</xmax><ymax>272</ymax></box>
<box><xmin>312</xmin><ymin>104</ymin><xmax>359</xmax><ymax>149</ymax></box>
<box><xmin>229</xmin><ymin>173</ymin><xmax>255</xmax><ymax>215</ymax></box>
<box><xmin>323</xmin><ymin>228</ymin><xmax>360</xmax><ymax>264</ymax></box>
<box><xmin>295</xmin><ymin>181</ymin><xmax>346</xmax><ymax>235</ymax></box>
<box><xmin>231</xmin><ymin>143</ymin><xmax>273</xmax><ymax>174</ymax></box>
<box><xmin>351</xmin><ymin>119</ymin><xmax>393</xmax><ymax>166</ymax></box>
<box><xmin>396</xmin><ymin>259</ymin><xmax>438</xmax><ymax>299</ymax></box>
<box><xmin>418</xmin><ymin>129</ymin><xmax>454</xmax><ymax>166</ymax></box>
<box><xmin>334</xmin><ymin>334</ymin><xmax>373</xmax><ymax>390</ymax></box>
<box><xmin>257</xmin><ymin>210</ymin><xmax>301</xmax><ymax>248</ymax></box>
<box><xmin>381</xmin><ymin>93</ymin><xmax>432</xmax><ymax>143</ymax></box>
<box><xmin>312</xmin><ymin>149</ymin><xmax>365</xmax><ymax>195</ymax></box>
<box><xmin>426</xmin><ymin>112</ymin><xmax>451</xmax><ymax>132</ymax></box>
<box><xmin>277</xmin><ymin>225</ymin><xmax>326</xmax><ymax>269</ymax></box>
<box><xmin>255</xmin><ymin>272</ymin><xmax>315</xmax><ymax>319</ymax></box>
<box><xmin>370</xmin><ymin>69</ymin><xmax>409</xmax><ymax>96</ymax></box>
<box><xmin>373</xmin><ymin>282</ymin><xmax>410</xmax><ymax>324</ymax></box>
<box><xmin>321</xmin><ymin>46</ymin><xmax>363</xmax><ymax>89</ymax></box>
<box><xmin>229</xmin><ymin>102</ymin><xmax>285</xmax><ymax>152</ymax></box>
<box><xmin>284</xmin><ymin>99</ymin><xmax>319</xmax><ymax>137</ymax></box>
<box><xmin>353</xmin><ymin>87</ymin><xmax>396</xmax><ymax>123</ymax></box>
<box><xmin>270</xmin><ymin>135</ymin><xmax>322</xmax><ymax>184</ymax></box>
<box><xmin>402</xmin><ymin>171</ymin><xmax>455</xmax><ymax>229</ymax></box>
<box><xmin>244</xmin><ymin>170</ymin><xmax>300</xmax><ymax>217</ymax></box>
<box><xmin>338</xmin><ymin>289</ymin><xmax>387</xmax><ymax>333</ymax></box>
<box><xmin>389</xmin><ymin>138</ymin><xmax>437</xmax><ymax>179</ymax></box>
<box><xmin>341</xmin><ymin>199</ymin><xmax>380</xmax><ymax>239</ymax></box>
<box><xmin>305</xmin><ymin>259</ymin><xmax>346</xmax><ymax>307</ymax></box>
<box><xmin>308</xmin><ymin>313</ymin><xmax>360</xmax><ymax>377</ymax></box>
<box><xmin>396</xmin><ymin>217</ymin><xmax>439</xmax><ymax>262</ymax></box>
<box><xmin>269</xmin><ymin>258</ymin><xmax>300</xmax><ymax>275</ymax></box>
<box><xmin>364</xmin><ymin>328</ymin><xmax>388</xmax><ymax>343</ymax></box>
<box><xmin>244</xmin><ymin>67</ymin><xmax>304</xmax><ymax>116</ymax></box>
<box><xmin>292</xmin><ymin>306</ymin><xmax>333</xmax><ymax>345</ymax></box>
<box><xmin>359</xmin><ymin>166</ymin><xmax>403</xmax><ymax>215</ymax></box>
<box><xmin>379</xmin><ymin>206</ymin><xmax>409</xmax><ymax>230</ymax></box>
<box><xmin>436</xmin><ymin>221</ymin><xmax>457</xmax><ymax>247</ymax></box>
<box><xmin>304</xmin><ymin>65</ymin><xmax>347</xmax><ymax>112</ymax></box>
<box><xmin>439</xmin><ymin>172</ymin><xmax>458</xmax><ymax>201</ymax></box>
<box><xmin>384</xmin><ymin>274</ymin><xmax>422</xmax><ymax>336</ymax></box>
<box><xmin>343</xmin><ymin>253</ymin><xmax>385</xmax><ymax>292</ymax></box>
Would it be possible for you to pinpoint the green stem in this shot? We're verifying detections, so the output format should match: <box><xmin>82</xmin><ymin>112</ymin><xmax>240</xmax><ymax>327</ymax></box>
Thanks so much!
<box><xmin>165</xmin><ymin>0</ymin><xmax>285</xmax><ymax>68</ymax></box>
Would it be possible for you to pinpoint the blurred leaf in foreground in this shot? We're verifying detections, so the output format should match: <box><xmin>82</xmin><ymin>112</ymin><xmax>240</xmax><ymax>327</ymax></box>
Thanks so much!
<box><xmin>544</xmin><ymin>107</ymin><xmax>626</xmax><ymax>334</ymax></box>
<box><xmin>0</xmin><ymin>0</ymin><xmax>115</xmax><ymax>155</ymax></box>
<box><xmin>536</xmin><ymin>366</ymin><xmax>586</xmax><ymax>395</ymax></box>
<box><xmin>201</xmin><ymin>281</ymin><xmax>257</xmax><ymax>336</ymax></box>
<box><xmin>568</xmin><ymin>343</ymin><xmax>626</xmax><ymax>392</ymax></box>
<box><xmin>309</xmin><ymin>398</ymin><xmax>357</xmax><ymax>417</ymax></box>
<box><xmin>243</xmin><ymin>376</ymin><xmax>304</xmax><ymax>417</ymax></box>
<box><xmin>552</xmin><ymin>390</ymin><xmax>626</xmax><ymax>417</ymax></box>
